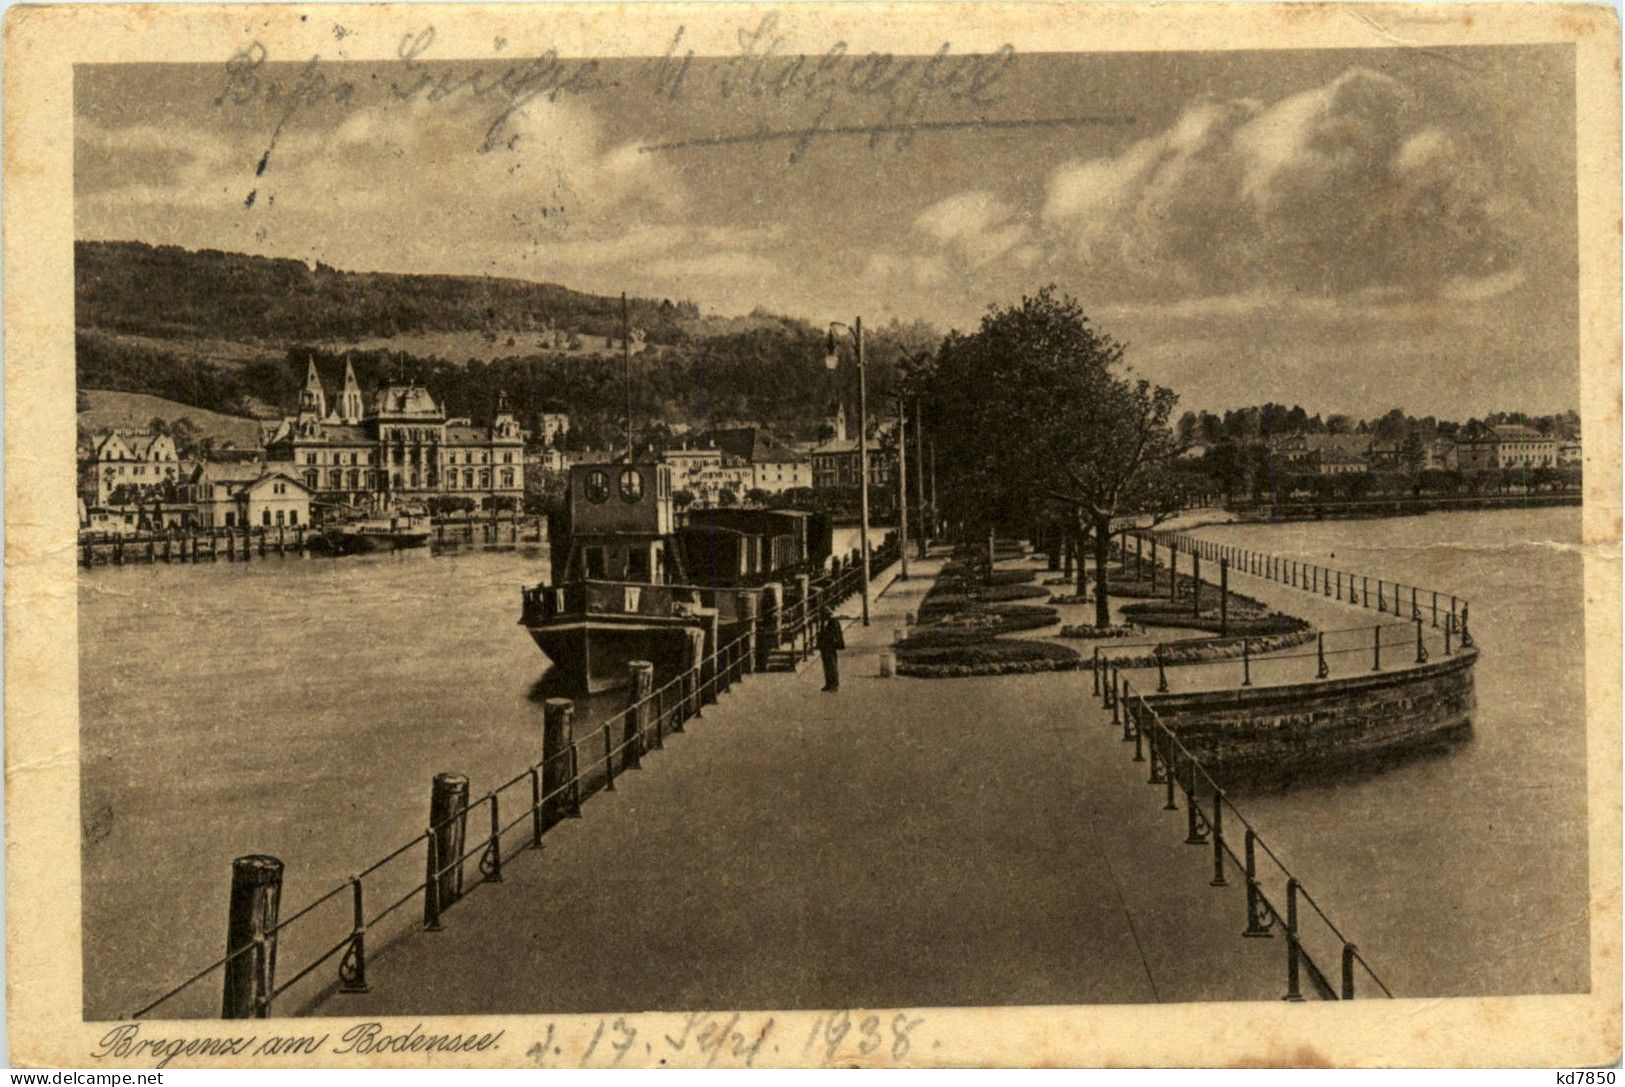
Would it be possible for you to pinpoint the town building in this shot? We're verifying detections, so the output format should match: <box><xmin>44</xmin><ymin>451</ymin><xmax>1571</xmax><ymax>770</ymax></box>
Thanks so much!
<box><xmin>262</xmin><ymin>359</ymin><xmax>525</xmax><ymax>513</ymax></box>
<box><xmin>694</xmin><ymin>426</ymin><xmax>812</xmax><ymax>496</ymax></box>
<box><xmin>80</xmin><ymin>429</ymin><xmax>182</xmax><ymax>506</ymax></box>
<box><xmin>538</xmin><ymin>413</ymin><xmax>572</xmax><ymax>447</ymax></box>
<box><xmin>1559</xmin><ymin>437</ymin><xmax>1583</xmax><ymax>468</ymax></box>
<box><xmin>1453</xmin><ymin>422</ymin><xmax>1559</xmax><ymax>472</ymax></box>
<box><xmin>1315</xmin><ymin>448</ymin><xmax>1369</xmax><ymax>475</ymax></box>
<box><xmin>191</xmin><ymin>460</ymin><xmax>313</xmax><ymax>529</ymax></box>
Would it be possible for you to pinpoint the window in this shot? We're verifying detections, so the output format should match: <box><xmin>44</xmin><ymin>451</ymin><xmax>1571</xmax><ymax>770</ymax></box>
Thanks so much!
<box><xmin>290</xmin><ymin>510</ymin><xmax>299</xmax><ymax>525</ymax></box>
<box><xmin>619</xmin><ymin>467</ymin><xmax>643</xmax><ymax>503</ymax></box>
<box><xmin>306</xmin><ymin>453</ymin><xmax>317</xmax><ymax>465</ymax></box>
<box><xmin>584</xmin><ymin>547</ymin><xmax>607</xmax><ymax>579</ymax></box>
<box><xmin>480</xmin><ymin>470</ymin><xmax>490</xmax><ymax>488</ymax></box>
<box><xmin>225</xmin><ymin>512</ymin><xmax>236</xmax><ymax>527</ymax></box>
<box><xmin>276</xmin><ymin>510</ymin><xmax>285</xmax><ymax>526</ymax></box>
<box><xmin>262</xmin><ymin>509</ymin><xmax>272</xmax><ymax>526</ymax></box>
<box><xmin>585</xmin><ymin>470</ymin><xmax>610</xmax><ymax>503</ymax></box>
<box><xmin>627</xmin><ymin>547</ymin><xmax>650</xmax><ymax>580</ymax></box>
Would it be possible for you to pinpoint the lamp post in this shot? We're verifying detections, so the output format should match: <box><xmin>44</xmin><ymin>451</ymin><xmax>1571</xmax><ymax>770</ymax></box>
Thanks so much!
<box><xmin>826</xmin><ymin>319</ymin><xmax>871</xmax><ymax>626</ymax></box>
<box><xmin>894</xmin><ymin>393</ymin><xmax>910</xmax><ymax>581</ymax></box>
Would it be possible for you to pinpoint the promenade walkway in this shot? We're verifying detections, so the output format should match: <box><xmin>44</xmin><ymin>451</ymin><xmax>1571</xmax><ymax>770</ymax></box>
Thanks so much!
<box><xmin>321</xmin><ymin>553</ymin><xmax>1284</xmax><ymax>1017</ymax></box>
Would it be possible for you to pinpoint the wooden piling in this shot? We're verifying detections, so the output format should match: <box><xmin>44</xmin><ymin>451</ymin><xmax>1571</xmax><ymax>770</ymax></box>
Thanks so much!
<box><xmin>624</xmin><ymin>661</ymin><xmax>652</xmax><ymax>770</ymax></box>
<box><xmin>425</xmin><ymin>773</ymin><xmax>469</xmax><ymax>924</ymax></box>
<box><xmin>222</xmin><ymin>854</ymin><xmax>283</xmax><ymax>1018</ymax></box>
<box><xmin>542</xmin><ymin>699</ymin><xmax>576</xmax><ymax>826</ymax></box>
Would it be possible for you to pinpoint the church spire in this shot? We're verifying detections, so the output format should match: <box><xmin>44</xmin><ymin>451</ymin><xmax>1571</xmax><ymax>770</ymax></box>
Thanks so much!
<box><xmin>340</xmin><ymin>356</ymin><xmax>364</xmax><ymax>424</ymax></box>
<box><xmin>303</xmin><ymin>358</ymin><xmax>327</xmax><ymax>419</ymax></box>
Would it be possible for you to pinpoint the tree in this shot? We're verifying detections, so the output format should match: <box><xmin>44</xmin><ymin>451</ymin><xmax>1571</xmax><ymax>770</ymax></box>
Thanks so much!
<box><xmin>718</xmin><ymin>488</ymin><xmax>739</xmax><ymax>507</ymax></box>
<box><xmin>920</xmin><ymin>287</ymin><xmax>1184</xmax><ymax>620</ymax></box>
<box><xmin>672</xmin><ymin>488</ymin><xmax>696</xmax><ymax>510</ymax></box>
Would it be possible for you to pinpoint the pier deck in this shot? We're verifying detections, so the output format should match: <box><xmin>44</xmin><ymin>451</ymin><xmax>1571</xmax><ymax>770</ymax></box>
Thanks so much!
<box><xmin>320</xmin><ymin>555</ymin><xmax>1284</xmax><ymax>1017</ymax></box>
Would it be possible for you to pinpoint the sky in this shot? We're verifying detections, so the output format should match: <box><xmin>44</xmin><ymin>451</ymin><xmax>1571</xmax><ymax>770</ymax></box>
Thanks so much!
<box><xmin>75</xmin><ymin>40</ymin><xmax>1579</xmax><ymax>419</ymax></box>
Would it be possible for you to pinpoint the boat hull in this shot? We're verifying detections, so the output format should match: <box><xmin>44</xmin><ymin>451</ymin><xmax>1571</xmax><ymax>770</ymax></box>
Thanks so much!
<box><xmin>525</xmin><ymin>615</ymin><xmax>700</xmax><ymax>698</ymax></box>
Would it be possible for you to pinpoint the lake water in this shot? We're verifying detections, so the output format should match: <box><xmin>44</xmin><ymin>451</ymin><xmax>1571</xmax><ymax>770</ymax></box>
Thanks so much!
<box><xmin>1189</xmin><ymin>506</ymin><xmax>1589</xmax><ymax>997</ymax></box>
<box><xmin>78</xmin><ymin>507</ymin><xmax>1588</xmax><ymax>1016</ymax></box>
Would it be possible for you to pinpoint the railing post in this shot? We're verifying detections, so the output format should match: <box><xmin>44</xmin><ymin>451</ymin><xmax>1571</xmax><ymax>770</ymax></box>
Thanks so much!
<box><xmin>426</xmin><ymin>772</ymin><xmax>468</xmax><ymax>920</ymax></box>
<box><xmin>1342</xmin><ymin>943</ymin><xmax>1358</xmax><ymax>1000</ymax></box>
<box><xmin>529</xmin><ymin>767</ymin><xmax>543</xmax><ymax>847</ymax></box>
<box><xmin>222</xmin><ymin>855</ymin><xmax>282</xmax><ymax>1018</ymax></box>
<box><xmin>542</xmin><ymin>698</ymin><xmax>577</xmax><ymax>826</ymax></box>
<box><xmin>1411</xmin><ymin>586</ymin><xmax>1420</xmax><ymax>621</ymax></box>
<box><xmin>484</xmin><ymin>795</ymin><xmax>503</xmax><ymax>883</ymax></box>
<box><xmin>1459</xmin><ymin>602</ymin><xmax>1473</xmax><ymax>648</ymax></box>
<box><xmin>1362</xmin><ymin>576</ymin><xmax>1369</xmax><ymax>607</ymax></box>
<box><xmin>1284</xmin><ymin>879</ymin><xmax>1304</xmax><ymax>1001</ymax></box>
<box><xmin>1132</xmin><ymin>705</ymin><xmax>1145</xmax><ymax>761</ymax></box>
<box><xmin>603</xmin><ymin>724</ymin><xmax>617</xmax><ymax>790</ymax></box>
<box><xmin>1210</xmin><ymin>788</ymin><xmax>1227</xmax><ymax>886</ymax></box>
<box><xmin>624</xmin><ymin>660</ymin><xmax>652</xmax><ymax>771</ymax></box>
<box><xmin>1121</xmin><ymin>682</ymin><xmax>1134</xmax><ymax>743</ymax></box>
<box><xmin>1155</xmin><ymin>643</ymin><xmax>1168</xmax><ymax>692</ymax></box>
<box><xmin>422</xmin><ymin>831</ymin><xmax>442</xmax><ymax>931</ymax></box>
<box><xmin>1317</xmin><ymin>631</ymin><xmax>1328</xmax><ymax>679</ymax></box>
<box><xmin>1415</xmin><ymin>618</ymin><xmax>1429</xmax><ymax>664</ymax></box>
<box><xmin>1092</xmin><ymin>648</ymin><xmax>1101</xmax><ymax>696</ymax></box>
<box><xmin>1192</xmin><ymin>553</ymin><xmax>1201</xmax><ymax>616</ymax></box>
<box><xmin>1243</xmin><ymin>830</ymin><xmax>1271</xmax><ymax>938</ymax></box>
<box><xmin>1183</xmin><ymin>757</ymin><xmax>1207</xmax><ymax>844</ymax></box>
<box><xmin>1432</xmin><ymin>590</ymin><xmax>1439</xmax><ymax>627</ymax></box>
<box><xmin>339</xmin><ymin>876</ymin><xmax>369</xmax><ymax>994</ymax></box>
<box><xmin>1372</xmin><ymin>625</ymin><xmax>1381</xmax><ymax>671</ymax></box>
<box><xmin>654</xmin><ymin>687</ymin><xmax>667</xmax><ymax>750</ymax></box>
<box><xmin>1336</xmin><ymin>570</ymin><xmax>1342</xmax><ymax>601</ymax></box>
<box><xmin>1110</xmin><ymin>668</ymin><xmax>1121</xmax><ymax>726</ymax></box>
<box><xmin>1241</xmin><ymin>638</ymin><xmax>1252</xmax><ymax>686</ymax></box>
<box><xmin>1377</xmin><ymin>579</ymin><xmax>1387</xmax><ymax>613</ymax></box>
<box><xmin>1163</xmin><ymin>734</ymin><xmax>1179</xmax><ymax>811</ymax></box>
<box><xmin>1220</xmin><ymin>558</ymin><xmax>1229</xmax><ymax>637</ymax></box>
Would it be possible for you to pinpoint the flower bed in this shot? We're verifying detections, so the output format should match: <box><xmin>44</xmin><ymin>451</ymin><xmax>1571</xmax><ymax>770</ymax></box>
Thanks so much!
<box><xmin>897</xmin><ymin>637</ymin><xmax>1082</xmax><ymax>678</ymax></box>
<box><xmin>1060</xmin><ymin>622</ymin><xmax>1143</xmax><ymax>639</ymax></box>
<box><xmin>1049</xmin><ymin>593</ymin><xmax>1089</xmax><ymax>605</ymax></box>
<box><xmin>1093</xmin><ymin>627</ymin><xmax>1318</xmax><ymax>668</ymax></box>
<box><xmin>1117</xmin><ymin>601</ymin><xmax>1307</xmax><ymax>637</ymax></box>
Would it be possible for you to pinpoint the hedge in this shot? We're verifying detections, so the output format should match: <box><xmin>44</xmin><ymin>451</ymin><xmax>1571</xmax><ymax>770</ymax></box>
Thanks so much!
<box><xmin>896</xmin><ymin>637</ymin><xmax>1082</xmax><ymax>677</ymax></box>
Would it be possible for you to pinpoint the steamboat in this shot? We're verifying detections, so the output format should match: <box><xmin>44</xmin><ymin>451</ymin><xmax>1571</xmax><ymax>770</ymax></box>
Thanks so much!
<box><xmin>520</xmin><ymin>461</ymin><xmax>832</xmax><ymax>696</ymax></box>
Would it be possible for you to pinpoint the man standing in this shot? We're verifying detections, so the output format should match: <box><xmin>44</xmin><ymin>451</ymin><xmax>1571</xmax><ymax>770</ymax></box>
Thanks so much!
<box><xmin>817</xmin><ymin>607</ymin><xmax>845</xmax><ymax>692</ymax></box>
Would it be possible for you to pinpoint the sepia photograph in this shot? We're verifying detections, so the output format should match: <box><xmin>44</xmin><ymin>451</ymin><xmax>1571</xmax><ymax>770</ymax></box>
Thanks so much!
<box><xmin>3</xmin><ymin>0</ymin><xmax>1620</xmax><ymax>1069</ymax></box>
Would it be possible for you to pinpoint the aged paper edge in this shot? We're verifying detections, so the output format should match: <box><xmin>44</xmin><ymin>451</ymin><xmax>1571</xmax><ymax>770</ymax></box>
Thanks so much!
<box><xmin>4</xmin><ymin>1</ymin><xmax>1620</xmax><ymax>1068</ymax></box>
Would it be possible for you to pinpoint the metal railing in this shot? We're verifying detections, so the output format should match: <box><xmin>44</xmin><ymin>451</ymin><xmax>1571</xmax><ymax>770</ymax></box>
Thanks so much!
<box><xmin>127</xmin><ymin>545</ymin><xmax>898</xmax><ymax>1020</ymax></box>
<box><xmin>1115</xmin><ymin>678</ymin><xmax>1395</xmax><ymax>1001</ymax></box>
<box><xmin>1127</xmin><ymin>530</ymin><xmax>1473</xmax><ymax>644</ymax></box>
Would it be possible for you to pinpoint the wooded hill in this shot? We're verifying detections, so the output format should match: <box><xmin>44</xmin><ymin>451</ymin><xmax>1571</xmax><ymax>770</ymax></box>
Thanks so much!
<box><xmin>75</xmin><ymin>241</ymin><xmax>935</xmax><ymax>444</ymax></box>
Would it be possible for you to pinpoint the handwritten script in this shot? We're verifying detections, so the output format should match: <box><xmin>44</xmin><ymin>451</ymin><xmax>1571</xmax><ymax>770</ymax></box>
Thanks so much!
<box><xmin>214</xmin><ymin>14</ymin><xmax>1040</xmax><ymax>168</ymax></box>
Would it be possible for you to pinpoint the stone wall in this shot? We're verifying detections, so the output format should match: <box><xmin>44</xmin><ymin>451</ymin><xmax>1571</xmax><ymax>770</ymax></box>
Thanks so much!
<box><xmin>1140</xmin><ymin>649</ymin><xmax>1478</xmax><ymax>784</ymax></box>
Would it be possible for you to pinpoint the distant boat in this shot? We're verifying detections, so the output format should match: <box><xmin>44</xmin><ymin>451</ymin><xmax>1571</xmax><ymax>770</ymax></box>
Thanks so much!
<box><xmin>310</xmin><ymin>511</ymin><xmax>431</xmax><ymax>556</ymax></box>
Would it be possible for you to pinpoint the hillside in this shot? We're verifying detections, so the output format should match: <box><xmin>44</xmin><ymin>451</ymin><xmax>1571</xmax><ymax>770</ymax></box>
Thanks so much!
<box><xmin>75</xmin><ymin>240</ymin><xmax>700</xmax><ymax>345</ymax></box>
<box><xmin>77</xmin><ymin>389</ymin><xmax>265</xmax><ymax>450</ymax></box>
<box><xmin>74</xmin><ymin>241</ymin><xmax>933</xmax><ymax>444</ymax></box>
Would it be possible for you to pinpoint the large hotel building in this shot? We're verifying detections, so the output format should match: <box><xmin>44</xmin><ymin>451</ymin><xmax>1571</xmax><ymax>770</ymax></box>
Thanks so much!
<box><xmin>262</xmin><ymin>360</ymin><xmax>526</xmax><ymax>510</ymax></box>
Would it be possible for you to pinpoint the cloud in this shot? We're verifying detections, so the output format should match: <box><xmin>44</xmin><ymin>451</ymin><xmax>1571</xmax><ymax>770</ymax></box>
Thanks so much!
<box><xmin>1043</xmin><ymin>67</ymin><xmax>1522</xmax><ymax>301</ymax></box>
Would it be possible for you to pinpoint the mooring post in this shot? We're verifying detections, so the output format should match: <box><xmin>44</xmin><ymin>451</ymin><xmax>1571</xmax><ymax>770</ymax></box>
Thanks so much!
<box><xmin>1220</xmin><ymin>559</ymin><xmax>1229</xmax><ymax>636</ymax></box>
<box><xmin>1243</xmin><ymin>830</ymin><xmax>1271</xmax><ymax>938</ymax></box>
<box><xmin>222</xmin><ymin>854</ymin><xmax>283</xmax><ymax>1018</ymax></box>
<box><xmin>625</xmin><ymin>660</ymin><xmax>652</xmax><ymax>770</ymax></box>
<box><xmin>542</xmin><ymin>698</ymin><xmax>575</xmax><ymax>826</ymax></box>
<box><xmin>425</xmin><ymin>773</ymin><xmax>468</xmax><ymax>923</ymax></box>
<box><xmin>1210</xmin><ymin>789</ymin><xmax>1227</xmax><ymax>886</ymax></box>
<box><xmin>1284</xmin><ymin>879</ymin><xmax>1305</xmax><ymax>1001</ymax></box>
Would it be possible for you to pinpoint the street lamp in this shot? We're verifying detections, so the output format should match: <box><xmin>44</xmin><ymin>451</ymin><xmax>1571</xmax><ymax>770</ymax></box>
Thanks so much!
<box><xmin>826</xmin><ymin>319</ymin><xmax>871</xmax><ymax>626</ymax></box>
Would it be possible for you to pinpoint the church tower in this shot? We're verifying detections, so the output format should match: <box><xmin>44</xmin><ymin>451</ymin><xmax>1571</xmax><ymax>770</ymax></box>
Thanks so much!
<box><xmin>302</xmin><ymin>359</ymin><xmax>328</xmax><ymax>420</ymax></box>
<box><xmin>339</xmin><ymin>357</ymin><xmax>365</xmax><ymax>424</ymax></box>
